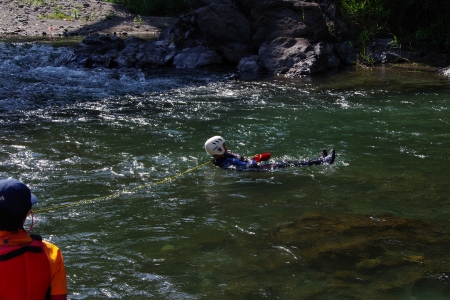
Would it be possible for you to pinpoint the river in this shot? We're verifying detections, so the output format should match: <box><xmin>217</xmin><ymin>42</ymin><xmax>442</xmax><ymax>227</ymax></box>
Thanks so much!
<box><xmin>1</xmin><ymin>40</ymin><xmax>450</xmax><ymax>299</ymax></box>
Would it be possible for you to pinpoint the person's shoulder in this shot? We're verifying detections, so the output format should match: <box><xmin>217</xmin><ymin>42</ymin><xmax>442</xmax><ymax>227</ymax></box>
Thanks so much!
<box><xmin>41</xmin><ymin>239</ymin><xmax>60</xmax><ymax>250</ymax></box>
<box><xmin>41</xmin><ymin>239</ymin><xmax>63</xmax><ymax>259</ymax></box>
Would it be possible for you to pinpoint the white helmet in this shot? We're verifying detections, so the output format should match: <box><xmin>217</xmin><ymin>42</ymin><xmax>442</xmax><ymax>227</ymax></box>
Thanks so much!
<box><xmin>204</xmin><ymin>136</ymin><xmax>226</xmax><ymax>156</ymax></box>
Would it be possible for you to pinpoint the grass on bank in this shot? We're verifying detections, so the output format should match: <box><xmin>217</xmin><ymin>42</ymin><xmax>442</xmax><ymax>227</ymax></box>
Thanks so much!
<box><xmin>21</xmin><ymin>0</ymin><xmax>85</xmax><ymax>20</ymax></box>
<box><xmin>21</xmin><ymin>0</ymin><xmax>46</xmax><ymax>5</ymax></box>
<box><xmin>340</xmin><ymin>0</ymin><xmax>450</xmax><ymax>62</ymax></box>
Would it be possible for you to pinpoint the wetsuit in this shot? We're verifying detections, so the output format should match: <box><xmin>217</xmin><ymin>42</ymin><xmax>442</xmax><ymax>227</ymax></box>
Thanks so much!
<box><xmin>0</xmin><ymin>229</ymin><xmax>68</xmax><ymax>300</ymax></box>
<box><xmin>212</xmin><ymin>149</ymin><xmax>335</xmax><ymax>170</ymax></box>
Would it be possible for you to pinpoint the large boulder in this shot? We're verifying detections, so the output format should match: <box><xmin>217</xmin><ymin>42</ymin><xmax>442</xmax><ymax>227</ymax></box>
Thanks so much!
<box><xmin>251</xmin><ymin>1</ymin><xmax>328</xmax><ymax>46</ymax></box>
<box><xmin>71</xmin><ymin>0</ymin><xmax>357</xmax><ymax>79</ymax></box>
<box><xmin>173</xmin><ymin>46</ymin><xmax>223</xmax><ymax>68</ymax></box>
<box><xmin>258</xmin><ymin>38</ymin><xmax>337</xmax><ymax>77</ymax></box>
<box><xmin>73</xmin><ymin>34</ymin><xmax>125</xmax><ymax>68</ymax></box>
<box><xmin>174</xmin><ymin>0</ymin><xmax>345</xmax><ymax>77</ymax></box>
<box><xmin>193</xmin><ymin>3</ymin><xmax>253</xmax><ymax>62</ymax></box>
<box><xmin>115</xmin><ymin>38</ymin><xmax>175</xmax><ymax>68</ymax></box>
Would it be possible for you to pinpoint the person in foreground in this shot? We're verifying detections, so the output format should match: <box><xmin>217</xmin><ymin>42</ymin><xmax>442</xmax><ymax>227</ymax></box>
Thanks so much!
<box><xmin>0</xmin><ymin>178</ymin><xmax>68</xmax><ymax>300</ymax></box>
<box><xmin>204</xmin><ymin>136</ymin><xmax>335</xmax><ymax>170</ymax></box>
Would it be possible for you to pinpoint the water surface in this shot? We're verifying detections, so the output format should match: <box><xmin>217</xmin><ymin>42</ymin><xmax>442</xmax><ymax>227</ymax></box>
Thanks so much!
<box><xmin>1</xmin><ymin>42</ymin><xmax>450</xmax><ymax>299</ymax></box>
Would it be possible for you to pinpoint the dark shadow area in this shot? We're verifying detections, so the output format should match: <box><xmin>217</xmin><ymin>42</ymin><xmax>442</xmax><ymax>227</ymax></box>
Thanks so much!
<box><xmin>0</xmin><ymin>1</ymin><xmax>177</xmax><ymax>41</ymax></box>
<box><xmin>65</xmin><ymin>3</ymin><xmax>177</xmax><ymax>38</ymax></box>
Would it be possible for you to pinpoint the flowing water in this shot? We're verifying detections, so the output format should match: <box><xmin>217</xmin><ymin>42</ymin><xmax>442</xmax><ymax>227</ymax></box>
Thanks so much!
<box><xmin>1</xmin><ymin>41</ymin><xmax>450</xmax><ymax>299</ymax></box>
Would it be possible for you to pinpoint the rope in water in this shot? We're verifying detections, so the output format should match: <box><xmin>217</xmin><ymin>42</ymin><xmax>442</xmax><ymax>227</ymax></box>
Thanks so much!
<box><xmin>33</xmin><ymin>161</ymin><xmax>211</xmax><ymax>214</ymax></box>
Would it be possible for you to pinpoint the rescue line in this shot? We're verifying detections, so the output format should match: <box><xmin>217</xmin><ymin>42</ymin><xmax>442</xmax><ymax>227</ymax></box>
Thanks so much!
<box><xmin>33</xmin><ymin>161</ymin><xmax>211</xmax><ymax>213</ymax></box>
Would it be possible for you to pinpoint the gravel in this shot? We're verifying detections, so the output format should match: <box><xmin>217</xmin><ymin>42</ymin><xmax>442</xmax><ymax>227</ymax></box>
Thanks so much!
<box><xmin>0</xmin><ymin>0</ymin><xmax>176</xmax><ymax>38</ymax></box>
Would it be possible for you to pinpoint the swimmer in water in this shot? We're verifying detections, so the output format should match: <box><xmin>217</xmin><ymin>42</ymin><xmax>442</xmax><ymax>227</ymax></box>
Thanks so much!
<box><xmin>204</xmin><ymin>136</ymin><xmax>335</xmax><ymax>170</ymax></box>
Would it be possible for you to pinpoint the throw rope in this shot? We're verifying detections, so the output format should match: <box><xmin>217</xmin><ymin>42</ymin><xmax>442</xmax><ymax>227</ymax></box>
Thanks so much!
<box><xmin>33</xmin><ymin>161</ymin><xmax>211</xmax><ymax>213</ymax></box>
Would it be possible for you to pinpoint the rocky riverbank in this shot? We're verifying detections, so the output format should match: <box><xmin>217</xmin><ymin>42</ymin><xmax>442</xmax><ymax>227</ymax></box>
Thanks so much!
<box><xmin>0</xmin><ymin>0</ymin><xmax>176</xmax><ymax>38</ymax></box>
<box><xmin>1</xmin><ymin>0</ymin><xmax>449</xmax><ymax>80</ymax></box>
<box><xmin>71</xmin><ymin>0</ymin><xmax>441</xmax><ymax>79</ymax></box>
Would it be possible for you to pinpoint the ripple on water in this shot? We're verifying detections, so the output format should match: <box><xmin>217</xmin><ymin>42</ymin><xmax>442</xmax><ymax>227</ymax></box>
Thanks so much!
<box><xmin>1</xmin><ymin>42</ymin><xmax>450</xmax><ymax>299</ymax></box>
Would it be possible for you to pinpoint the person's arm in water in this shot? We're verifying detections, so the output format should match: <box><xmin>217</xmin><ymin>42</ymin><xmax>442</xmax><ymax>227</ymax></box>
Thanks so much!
<box><xmin>214</xmin><ymin>149</ymin><xmax>335</xmax><ymax>170</ymax></box>
<box><xmin>213</xmin><ymin>151</ymin><xmax>258</xmax><ymax>169</ymax></box>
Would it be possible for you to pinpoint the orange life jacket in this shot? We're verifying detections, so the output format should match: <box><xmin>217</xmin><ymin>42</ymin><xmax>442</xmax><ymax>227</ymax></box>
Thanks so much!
<box><xmin>0</xmin><ymin>235</ymin><xmax>52</xmax><ymax>300</ymax></box>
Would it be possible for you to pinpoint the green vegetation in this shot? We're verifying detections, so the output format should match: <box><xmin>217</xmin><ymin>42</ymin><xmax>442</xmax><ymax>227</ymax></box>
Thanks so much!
<box><xmin>340</xmin><ymin>0</ymin><xmax>388</xmax><ymax>48</ymax></box>
<box><xmin>133</xmin><ymin>15</ymin><xmax>144</xmax><ymax>27</ymax></box>
<box><xmin>104</xmin><ymin>0</ymin><xmax>190</xmax><ymax>16</ymax></box>
<box><xmin>105</xmin><ymin>10</ymin><xmax>116</xmax><ymax>20</ymax></box>
<box><xmin>21</xmin><ymin>0</ymin><xmax>74</xmax><ymax>19</ymax></box>
<box><xmin>47</xmin><ymin>5</ymin><xmax>72</xmax><ymax>19</ymax></box>
<box><xmin>386</xmin><ymin>0</ymin><xmax>450</xmax><ymax>53</ymax></box>
<box><xmin>72</xmin><ymin>8</ymin><xmax>79</xmax><ymax>19</ymax></box>
<box><xmin>340</xmin><ymin>0</ymin><xmax>450</xmax><ymax>57</ymax></box>
<box><xmin>21</xmin><ymin>0</ymin><xmax>47</xmax><ymax>5</ymax></box>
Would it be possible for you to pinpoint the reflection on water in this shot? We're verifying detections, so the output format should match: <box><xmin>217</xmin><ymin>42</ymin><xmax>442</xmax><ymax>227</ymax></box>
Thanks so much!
<box><xmin>1</xmin><ymin>41</ymin><xmax>450</xmax><ymax>299</ymax></box>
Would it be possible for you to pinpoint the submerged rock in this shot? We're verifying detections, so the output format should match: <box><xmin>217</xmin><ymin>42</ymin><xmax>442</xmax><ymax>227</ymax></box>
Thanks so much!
<box><xmin>73</xmin><ymin>35</ymin><xmax>174</xmax><ymax>68</ymax></box>
<box><xmin>177</xmin><ymin>210</ymin><xmax>450</xmax><ymax>298</ymax></box>
<box><xmin>267</xmin><ymin>212</ymin><xmax>450</xmax><ymax>298</ymax></box>
<box><xmin>237</xmin><ymin>55</ymin><xmax>264</xmax><ymax>80</ymax></box>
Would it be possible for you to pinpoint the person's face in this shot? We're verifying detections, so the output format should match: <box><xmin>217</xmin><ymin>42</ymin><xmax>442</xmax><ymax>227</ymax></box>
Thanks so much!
<box><xmin>213</xmin><ymin>143</ymin><xmax>227</xmax><ymax>159</ymax></box>
<box><xmin>222</xmin><ymin>143</ymin><xmax>228</xmax><ymax>153</ymax></box>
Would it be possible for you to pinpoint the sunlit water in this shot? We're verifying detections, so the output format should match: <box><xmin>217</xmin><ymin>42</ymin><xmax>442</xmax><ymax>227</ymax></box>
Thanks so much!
<box><xmin>1</xmin><ymin>42</ymin><xmax>450</xmax><ymax>299</ymax></box>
